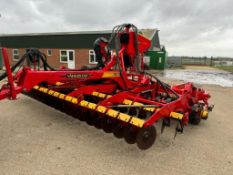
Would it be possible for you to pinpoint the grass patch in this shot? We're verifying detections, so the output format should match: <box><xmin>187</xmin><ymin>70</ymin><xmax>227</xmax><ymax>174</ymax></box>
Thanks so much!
<box><xmin>215</xmin><ymin>66</ymin><xmax>233</xmax><ymax>73</ymax></box>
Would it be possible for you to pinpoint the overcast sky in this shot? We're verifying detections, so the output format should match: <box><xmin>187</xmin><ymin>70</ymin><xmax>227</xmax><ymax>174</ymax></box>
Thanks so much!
<box><xmin>0</xmin><ymin>0</ymin><xmax>233</xmax><ymax>57</ymax></box>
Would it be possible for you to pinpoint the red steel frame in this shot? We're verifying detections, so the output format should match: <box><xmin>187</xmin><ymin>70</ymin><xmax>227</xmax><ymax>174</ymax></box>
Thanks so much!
<box><xmin>0</xmin><ymin>27</ymin><xmax>212</xmax><ymax>129</ymax></box>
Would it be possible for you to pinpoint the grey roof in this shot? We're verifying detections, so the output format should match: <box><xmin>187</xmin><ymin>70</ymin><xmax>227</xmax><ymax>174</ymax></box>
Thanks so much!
<box><xmin>0</xmin><ymin>30</ymin><xmax>112</xmax><ymax>37</ymax></box>
<box><xmin>0</xmin><ymin>29</ymin><xmax>159</xmax><ymax>49</ymax></box>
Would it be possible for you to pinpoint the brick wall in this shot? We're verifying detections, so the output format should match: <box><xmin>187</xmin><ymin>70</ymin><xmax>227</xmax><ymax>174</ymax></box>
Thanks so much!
<box><xmin>6</xmin><ymin>48</ymin><xmax>96</xmax><ymax>69</ymax></box>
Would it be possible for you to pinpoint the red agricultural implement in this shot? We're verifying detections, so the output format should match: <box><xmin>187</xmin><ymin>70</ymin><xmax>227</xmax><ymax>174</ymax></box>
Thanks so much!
<box><xmin>0</xmin><ymin>24</ymin><xmax>213</xmax><ymax>149</ymax></box>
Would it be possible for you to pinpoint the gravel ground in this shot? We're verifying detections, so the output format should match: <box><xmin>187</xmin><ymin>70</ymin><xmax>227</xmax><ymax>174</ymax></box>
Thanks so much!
<box><xmin>0</xmin><ymin>83</ymin><xmax>233</xmax><ymax>175</ymax></box>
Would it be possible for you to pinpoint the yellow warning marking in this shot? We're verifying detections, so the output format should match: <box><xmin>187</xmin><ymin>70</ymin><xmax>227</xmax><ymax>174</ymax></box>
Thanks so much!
<box><xmin>71</xmin><ymin>98</ymin><xmax>78</xmax><ymax>104</ymax></box>
<box><xmin>42</xmin><ymin>88</ymin><xmax>48</xmax><ymax>93</ymax></box>
<box><xmin>65</xmin><ymin>96</ymin><xmax>73</xmax><ymax>102</ymax></box>
<box><xmin>118</xmin><ymin>113</ymin><xmax>131</xmax><ymax>122</ymax></box>
<box><xmin>92</xmin><ymin>91</ymin><xmax>111</xmax><ymax>99</ymax></box>
<box><xmin>87</xmin><ymin>102</ymin><xmax>97</xmax><ymax>110</ymax></box>
<box><xmin>123</xmin><ymin>99</ymin><xmax>133</xmax><ymax>105</ymax></box>
<box><xmin>133</xmin><ymin>102</ymin><xmax>143</xmax><ymax>106</ymax></box>
<box><xmin>59</xmin><ymin>94</ymin><xmax>65</xmax><ymax>99</ymax></box>
<box><xmin>53</xmin><ymin>92</ymin><xmax>60</xmax><ymax>97</ymax></box>
<box><xmin>130</xmin><ymin>117</ymin><xmax>145</xmax><ymax>128</ymax></box>
<box><xmin>170</xmin><ymin>112</ymin><xmax>183</xmax><ymax>120</ymax></box>
<box><xmin>48</xmin><ymin>90</ymin><xmax>55</xmax><ymax>95</ymax></box>
<box><xmin>33</xmin><ymin>86</ymin><xmax>147</xmax><ymax>128</ymax></box>
<box><xmin>106</xmin><ymin>109</ymin><xmax>119</xmax><ymax>118</ymax></box>
<box><xmin>102</xmin><ymin>72</ymin><xmax>120</xmax><ymax>78</ymax></box>
<box><xmin>98</xmin><ymin>93</ymin><xmax>106</xmax><ymax>98</ymax></box>
<box><xmin>79</xmin><ymin>100</ymin><xmax>89</xmax><ymax>107</ymax></box>
<box><xmin>34</xmin><ymin>85</ymin><xmax>39</xmax><ymax>89</ymax></box>
<box><xmin>144</xmin><ymin>107</ymin><xmax>155</xmax><ymax>112</ymax></box>
<box><xmin>39</xmin><ymin>87</ymin><xmax>45</xmax><ymax>92</ymax></box>
<box><xmin>96</xmin><ymin>105</ymin><xmax>107</xmax><ymax>113</ymax></box>
<box><xmin>92</xmin><ymin>91</ymin><xmax>98</xmax><ymax>96</ymax></box>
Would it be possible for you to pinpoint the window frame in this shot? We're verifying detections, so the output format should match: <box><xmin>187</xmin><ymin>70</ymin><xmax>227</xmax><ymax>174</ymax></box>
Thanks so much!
<box><xmin>89</xmin><ymin>50</ymin><xmax>97</xmax><ymax>64</ymax></box>
<box><xmin>47</xmin><ymin>49</ymin><xmax>52</xmax><ymax>56</ymax></box>
<box><xmin>12</xmin><ymin>49</ymin><xmax>19</xmax><ymax>61</ymax></box>
<box><xmin>60</xmin><ymin>50</ymin><xmax>68</xmax><ymax>63</ymax></box>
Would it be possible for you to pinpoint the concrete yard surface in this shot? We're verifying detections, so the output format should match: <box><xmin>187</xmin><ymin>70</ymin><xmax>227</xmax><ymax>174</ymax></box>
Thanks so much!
<box><xmin>0</xmin><ymin>85</ymin><xmax>233</xmax><ymax>175</ymax></box>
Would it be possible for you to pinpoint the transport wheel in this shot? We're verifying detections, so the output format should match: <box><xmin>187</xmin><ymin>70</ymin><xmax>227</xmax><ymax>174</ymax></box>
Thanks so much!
<box><xmin>102</xmin><ymin>118</ymin><xmax>114</xmax><ymax>133</ymax></box>
<box><xmin>124</xmin><ymin>126</ymin><xmax>138</xmax><ymax>144</ymax></box>
<box><xmin>136</xmin><ymin>125</ymin><xmax>157</xmax><ymax>150</ymax></box>
<box><xmin>189</xmin><ymin>112</ymin><xmax>201</xmax><ymax>125</ymax></box>
<box><xmin>113</xmin><ymin>122</ymin><xmax>125</xmax><ymax>138</ymax></box>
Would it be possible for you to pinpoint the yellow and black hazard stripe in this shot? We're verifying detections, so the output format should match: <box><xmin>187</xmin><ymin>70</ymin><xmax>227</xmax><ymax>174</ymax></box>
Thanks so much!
<box><xmin>33</xmin><ymin>85</ymin><xmax>145</xmax><ymax>128</ymax></box>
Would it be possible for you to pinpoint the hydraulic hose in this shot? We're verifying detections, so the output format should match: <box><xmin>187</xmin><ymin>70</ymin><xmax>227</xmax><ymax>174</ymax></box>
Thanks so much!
<box><xmin>0</xmin><ymin>48</ymin><xmax>56</xmax><ymax>81</ymax></box>
<box><xmin>0</xmin><ymin>54</ymin><xmax>26</xmax><ymax>81</ymax></box>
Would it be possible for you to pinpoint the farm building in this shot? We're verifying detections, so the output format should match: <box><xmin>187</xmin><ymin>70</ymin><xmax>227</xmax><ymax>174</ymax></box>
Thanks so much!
<box><xmin>0</xmin><ymin>29</ymin><xmax>163</xmax><ymax>69</ymax></box>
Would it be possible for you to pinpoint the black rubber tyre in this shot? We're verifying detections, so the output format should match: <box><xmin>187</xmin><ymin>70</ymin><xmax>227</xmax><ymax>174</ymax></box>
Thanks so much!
<box><xmin>113</xmin><ymin>122</ymin><xmax>125</xmax><ymax>138</ymax></box>
<box><xmin>124</xmin><ymin>126</ymin><xmax>138</xmax><ymax>144</ymax></box>
<box><xmin>189</xmin><ymin>112</ymin><xmax>201</xmax><ymax>125</ymax></box>
<box><xmin>136</xmin><ymin>125</ymin><xmax>157</xmax><ymax>150</ymax></box>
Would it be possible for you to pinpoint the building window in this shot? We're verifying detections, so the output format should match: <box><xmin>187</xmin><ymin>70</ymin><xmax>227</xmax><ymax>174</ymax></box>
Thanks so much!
<box><xmin>47</xmin><ymin>49</ymin><xmax>52</xmax><ymax>56</ymax></box>
<box><xmin>60</xmin><ymin>50</ymin><xmax>68</xmax><ymax>63</ymax></box>
<box><xmin>89</xmin><ymin>50</ymin><xmax>97</xmax><ymax>64</ymax></box>
<box><xmin>13</xmin><ymin>49</ymin><xmax>19</xmax><ymax>61</ymax></box>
